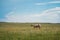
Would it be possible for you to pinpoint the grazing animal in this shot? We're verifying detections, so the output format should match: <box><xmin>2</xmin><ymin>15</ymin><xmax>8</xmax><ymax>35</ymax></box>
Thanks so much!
<box><xmin>31</xmin><ymin>24</ymin><xmax>41</xmax><ymax>29</ymax></box>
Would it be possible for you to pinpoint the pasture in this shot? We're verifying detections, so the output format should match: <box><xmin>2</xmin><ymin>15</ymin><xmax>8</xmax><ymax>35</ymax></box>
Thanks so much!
<box><xmin>0</xmin><ymin>22</ymin><xmax>60</xmax><ymax>40</ymax></box>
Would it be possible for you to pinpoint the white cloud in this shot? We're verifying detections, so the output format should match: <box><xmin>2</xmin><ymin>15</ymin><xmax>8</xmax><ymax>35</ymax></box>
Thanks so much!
<box><xmin>35</xmin><ymin>3</ymin><xmax>47</xmax><ymax>5</ymax></box>
<box><xmin>49</xmin><ymin>1</ymin><xmax>60</xmax><ymax>3</ymax></box>
<box><xmin>5</xmin><ymin>7</ymin><xmax>60</xmax><ymax>23</ymax></box>
<box><xmin>35</xmin><ymin>1</ymin><xmax>60</xmax><ymax>6</ymax></box>
<box><xmin>38</xmin><ymin>7</ymin><xmax>60</xmax><ymax>23</ymax></box>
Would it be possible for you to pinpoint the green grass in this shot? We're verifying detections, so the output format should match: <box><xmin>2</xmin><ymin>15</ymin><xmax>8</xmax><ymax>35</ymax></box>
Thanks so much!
<box><xmin>0</xmin><ymin>22</ymin><xmax>60</xmax><ymax>40</ymax></box>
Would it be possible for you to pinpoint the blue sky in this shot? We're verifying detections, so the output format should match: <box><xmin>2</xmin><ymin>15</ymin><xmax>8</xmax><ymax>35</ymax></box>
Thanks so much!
<box><xmin>0</xmin><ymin>0</ymin><xmax>60</xmax><ymax>23</ymax></box>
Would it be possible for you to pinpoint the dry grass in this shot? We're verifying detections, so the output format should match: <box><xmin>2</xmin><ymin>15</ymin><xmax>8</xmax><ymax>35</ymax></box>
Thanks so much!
<box><xmin>0</xmin><ymin>23</ymin><xmax>60</xmax><ymax>40</ymax></box>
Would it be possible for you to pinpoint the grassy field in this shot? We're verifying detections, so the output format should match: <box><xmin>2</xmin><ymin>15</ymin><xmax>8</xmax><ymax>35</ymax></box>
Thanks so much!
<box><xmin>0</xmin><ymin>22</ymin><xmax>60</xmax><ymax>40</ymax></box>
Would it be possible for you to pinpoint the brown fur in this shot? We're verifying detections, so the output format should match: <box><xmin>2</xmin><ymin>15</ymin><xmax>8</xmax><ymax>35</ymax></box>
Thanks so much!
<box><xmin>31</xmin><ymin>24</ymin><xmax>41</xmax><ymax>29</ymax></box>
